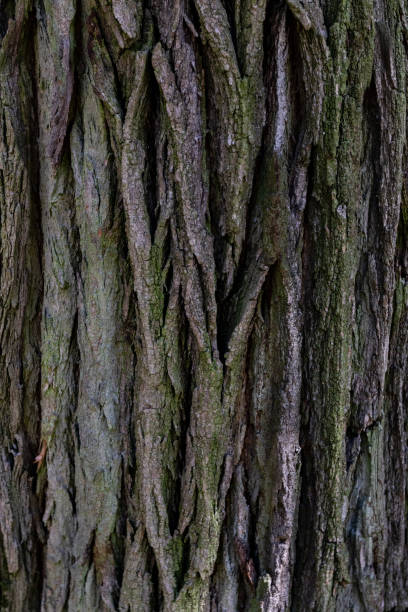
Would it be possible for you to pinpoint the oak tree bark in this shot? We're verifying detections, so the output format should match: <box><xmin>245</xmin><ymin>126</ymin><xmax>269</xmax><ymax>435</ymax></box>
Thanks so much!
<box><xmin>1</xmin><ymin>0</ymin><xmax>408</xmax><ymax>610</ymax></box>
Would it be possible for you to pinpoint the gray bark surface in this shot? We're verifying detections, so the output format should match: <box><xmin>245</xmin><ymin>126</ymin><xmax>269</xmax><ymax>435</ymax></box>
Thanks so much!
<box><xmin>0</xmin><ymin>0</ymin><xmax>407</xmax><ymax>610</ymax></box>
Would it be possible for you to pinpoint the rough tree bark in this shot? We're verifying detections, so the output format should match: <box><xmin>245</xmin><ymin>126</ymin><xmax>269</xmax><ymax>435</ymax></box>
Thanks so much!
<box><xmin>0</xmin><ymin>0</ymin><xmax>407</xmax><ymax>610</ymax></box>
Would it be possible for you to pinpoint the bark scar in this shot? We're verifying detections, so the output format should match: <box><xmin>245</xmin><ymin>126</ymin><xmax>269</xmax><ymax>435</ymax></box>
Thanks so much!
<box><xmin>34</xmin><ymin>439</ymin><xmax>47</xmax><ymax>470</ymax></box>
<box><xmin>235</xmin><ymin>537</ymin><xmax>257</xmax><ymax>587</ymax></box>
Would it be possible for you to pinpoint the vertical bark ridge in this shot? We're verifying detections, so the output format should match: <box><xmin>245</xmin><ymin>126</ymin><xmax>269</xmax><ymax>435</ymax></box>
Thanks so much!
<box><xmin>342</xmin><ymin>2</ymin><xmax>406</xmax><ymax>609</ymax></box>
<box><xmin>36</xmin><ymin>1</ymin><xmax>78</xmax><ymax>607</ymax></box>
<box><xmin>295</xmin><ymin>0</ymin><xmax>376</xmax><ymax>605</ymax></box>
<box><xmin>0</xmin><ymin>2</ymin><xmax>43</xmax><ymax>609</ymax></box>
<box><xmin>384</xmin><ymin>187</ymin><xmax>408</xmax><ymax>609</ymax></box>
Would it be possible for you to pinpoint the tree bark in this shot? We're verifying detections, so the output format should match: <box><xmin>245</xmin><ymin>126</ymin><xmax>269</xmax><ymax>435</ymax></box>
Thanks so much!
<box><xmin>1</xmin><ymin>0</ymin><xmax>408</xmax><ymax>610</ymax></box>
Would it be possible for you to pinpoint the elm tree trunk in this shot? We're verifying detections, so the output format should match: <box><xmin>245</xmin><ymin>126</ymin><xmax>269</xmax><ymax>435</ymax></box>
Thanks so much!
<box><xmin>1</xmin><ymin>0</ymin><xmax>408</xmax><ymax>610</ymax></box>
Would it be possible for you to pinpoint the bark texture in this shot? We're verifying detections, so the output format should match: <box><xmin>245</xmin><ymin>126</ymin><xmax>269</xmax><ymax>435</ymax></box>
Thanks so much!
<box><xmin>1</xmin><ymin>0</ymin><xmax>408</xmax><ymax>610</ymax></box>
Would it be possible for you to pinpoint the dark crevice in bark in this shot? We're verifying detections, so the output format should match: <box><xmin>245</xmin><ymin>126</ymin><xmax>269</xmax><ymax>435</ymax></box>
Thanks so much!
<box><xmin>29</xmin><ymin>43</ymin><xmax>43</xmax><ymax>478</ymax></box>
<box><xmin>300</xmin><ymin>144</ymin><xmax>315</xmax><ymax>310</ymax></box>
<box><xmin>0</xmin><ymin>1</ymin><xmax>15</xmax><ymax>41</ymax></box>
<box><xmin>260</xmin><ymin>263</ymin><xmax>275</xmax><ymax>326</ymax></box>
<box><xmin>144</xmin><ymin>77</ymin><xmax>160</xmax><ymax>240</ymax></box>
<box><xmin>68</xmin><ymin>307</ymin><xmax>79</xmax><ymax>517</ymax></box>
<box><xmin>169</xmin><ymin>345</ymin><xmax>191</xmax><ymax>538</ymax></box>
<box><xmin>397</xmin><ymin>149</ymin><xmax>408</xmax><ymax>281</ymax></box>
<box><xmin>115</xmin><ymin>476</ymin><xmax>128</xmax><ymax>599</ymax></box>
<box><xmin>286</xmin><ymin>15</ymin><xmax>307</xmax><ymax>171</ymax></box>
<box><xmin>73</xmin><ymin>0</ymin><xmax>86</xmax><ymax>95</ymax></box>
<box><xmin>150</xmin><ymin>544</ymin><xmax>162</xmax><ymax>612</ymax></box>
<box><xmin>194</xmin><ymin>24</ymin><xmax>233</xmax><ymax>321</ymax></box>
<box><xmin>241</xmin><ymin>458</ymin><xmax>260</xmax><ymax>589</ymax></box>
<box><xmin>293</xmin><ymin>153</ymin><xmax>318</xmax><ymax>610</ymax></box>
<box><xmin>162</xmin><ymin>259</ymin><xmax>172</xmax><ymax>325</ymax></box>
<box><xmin>292</xmin><ymin>471</ymin><xmax>316</xmax><ymax>608</ymax></box>
<box><xmin>216</xmin><ymin>138</ymin><xmax>272</xmax><ymax>362</ymax></box>
<box><xmin>263</xmin><ymin>0</ymin><xmax>285</xmax><ymax>125</ymax></box>
<box><xmin>350</xmin><ymin>73</ymin><xmax>381</xmax><ymax>435</ymax></box>
<box><xmin>121</xmin><ymin>345</ymin><xmax>137</xmax><ymax>499</ymax></box>
<box><xmin>185</xmin><ymin>0</ymin><xmax>201</xmax><ymax>44</ymax></box>
<box><xmin>220</xmin><ymin>0</ymin><xmax>239</xmax><ymax>67</ymax></box>
<box><xmin>178</xmin><ymin>535</ymin><xmax>191</xmax><ymax>594</ymax></box>
<box><xmin>345</xmin><ymin>424</ymin><xmax>360</xmax><ymax>471</ymax></box>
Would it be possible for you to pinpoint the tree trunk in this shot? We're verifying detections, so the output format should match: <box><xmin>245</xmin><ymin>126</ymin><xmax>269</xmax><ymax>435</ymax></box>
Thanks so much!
<box><xmin>1</xmin><ymin>0</ymin><xmax>407</xmax><ymax>610</ymax></box>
